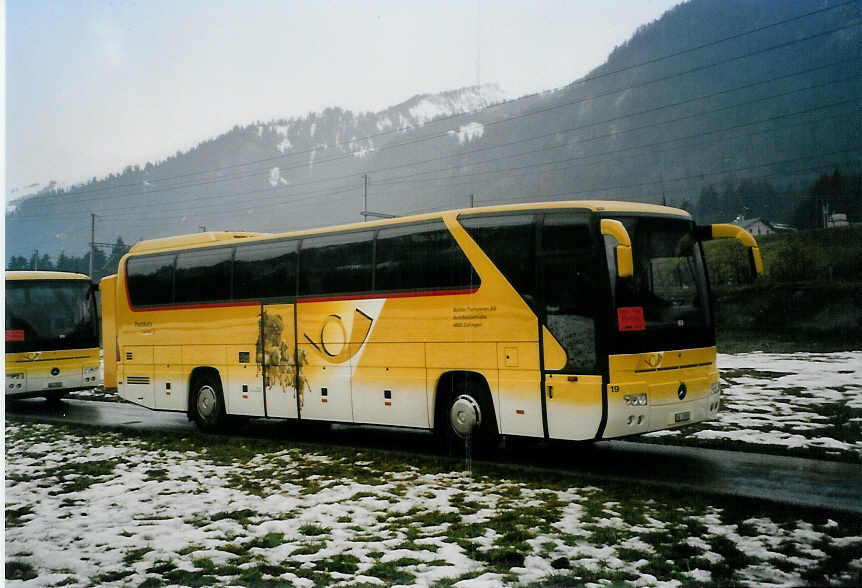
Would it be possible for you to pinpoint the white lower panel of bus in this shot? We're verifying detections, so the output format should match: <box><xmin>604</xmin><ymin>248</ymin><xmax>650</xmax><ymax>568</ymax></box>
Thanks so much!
<box><xmin>603</xmin><ymin>390</ymin><xmax>720</xmax><ymax>439</ymax></box>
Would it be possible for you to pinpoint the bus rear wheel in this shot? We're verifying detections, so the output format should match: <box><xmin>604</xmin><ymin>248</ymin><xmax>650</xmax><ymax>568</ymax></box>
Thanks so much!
<box><xmin>190</xmin><ymin>374</ymin><xmax>226</xmax><ymax>432</ymax></box>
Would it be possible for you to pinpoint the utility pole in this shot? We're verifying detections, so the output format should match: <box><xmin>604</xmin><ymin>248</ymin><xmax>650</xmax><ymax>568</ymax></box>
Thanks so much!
<box><xmin>362</xmin><ymin>174</ymin><xmax>368</xmax><ymax>222</ymax></box>
<box><xmin>360</xmin><ymin>173</ymin><xmax>396</xmax><ymax>220</ymax></box>
<box><xmin>660</xmin><ymin>171</ymin><xmax>667</xmax><ymax>207</ymax></box>
<box><xmin>89</xmin><ymin>213</ymin><xmax>95</xmax><ymax>278</ymax></box>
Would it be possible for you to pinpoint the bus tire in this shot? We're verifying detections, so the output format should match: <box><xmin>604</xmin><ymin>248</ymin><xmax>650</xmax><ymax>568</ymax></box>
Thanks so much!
<box><xmin>190</xmin><ymin>373</ymin><xmax>226</xmax><ymax>432</ymax></box>
<box><xmin>436</xmin><ymin>374</ymin><xmax>498</xmax><ymax>457</ymax></box>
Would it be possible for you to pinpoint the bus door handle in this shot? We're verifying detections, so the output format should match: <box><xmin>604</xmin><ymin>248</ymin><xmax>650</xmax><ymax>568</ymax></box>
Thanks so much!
<box><xmin>547</xmin><ymin>385</ymin><xmax>553</xmax><ymax>399</ymax></box>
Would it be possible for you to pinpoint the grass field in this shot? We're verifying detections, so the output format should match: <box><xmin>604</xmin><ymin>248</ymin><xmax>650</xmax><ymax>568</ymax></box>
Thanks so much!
<box><xmin>5</xmin><ymin>420</ymin><xmax>862</xmax><ymax>587</ymax></box>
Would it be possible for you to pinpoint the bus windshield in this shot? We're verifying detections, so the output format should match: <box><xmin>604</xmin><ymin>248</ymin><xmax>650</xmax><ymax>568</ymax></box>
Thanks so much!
<box><xmin>5</xmin><ymin>280</ymin><xmax>99</xmax><ymax>353</ymax></box>
<box><xmin>606</xmin><ymin>216</ymin><xmax>713</xmax><ymax>353</ymax></box>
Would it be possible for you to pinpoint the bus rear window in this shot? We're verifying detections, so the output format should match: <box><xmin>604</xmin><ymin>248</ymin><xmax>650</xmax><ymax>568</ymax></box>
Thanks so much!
<box><xmin>127</xmin><ymin>254</ymin><xmax>174</xmax><ymax>306</ymax></box>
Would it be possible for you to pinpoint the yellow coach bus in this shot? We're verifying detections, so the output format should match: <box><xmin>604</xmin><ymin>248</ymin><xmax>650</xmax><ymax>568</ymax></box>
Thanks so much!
<box><xmin>6</xmin><ymin>271</ymin><xmax>101</xmax><ymax>400</ymax></box>
<box><xmin>100</xmin><ymin>201</ymin><xmax>761</xmax><ymax>448</ymax></box>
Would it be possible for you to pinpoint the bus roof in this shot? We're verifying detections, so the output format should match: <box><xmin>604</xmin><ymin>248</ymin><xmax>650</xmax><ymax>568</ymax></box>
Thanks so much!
<box><xmin>5</xmin><ymin>270</ymin><xmax>92</xmax><ymax>281</ymax></box>
<box><xmin>127</xmin><ymin>200</ymin><xmax>691</xmax><ymax>254</ymax></box>
<box><xmin>456</xmin><ymin>200</ymin><xmax>691</xmax><ymax>218</ymax></box>
<box><xmin>128</xmin><ymin>231</ymin><xmax>265</xmax><ymax>255</ymax></box>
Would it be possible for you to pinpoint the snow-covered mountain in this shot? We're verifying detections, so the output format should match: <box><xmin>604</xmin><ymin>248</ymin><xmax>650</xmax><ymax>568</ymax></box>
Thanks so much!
<box><xmin>6</xmin><ymin>84</ymin><xmax>516</xmax><ymax>259</ymax></box>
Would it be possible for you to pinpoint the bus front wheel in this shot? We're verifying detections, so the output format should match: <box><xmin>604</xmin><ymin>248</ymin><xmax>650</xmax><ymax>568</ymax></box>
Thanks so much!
<box><xmin>437</xmin><ymin>375</ymin><xmax>497</xmax><ymax>457</ymax></box>
<box><xmin>190</xmin><ymin>374</ymin><xmax>226</xmax><ymax>432</ymax></box>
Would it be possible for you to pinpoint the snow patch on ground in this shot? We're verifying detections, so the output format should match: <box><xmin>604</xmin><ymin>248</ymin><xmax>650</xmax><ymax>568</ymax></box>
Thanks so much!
<box><xmin>641</xmin><ymin>351</ymin><xmax>862</xmax><ymax>461</ymax></box>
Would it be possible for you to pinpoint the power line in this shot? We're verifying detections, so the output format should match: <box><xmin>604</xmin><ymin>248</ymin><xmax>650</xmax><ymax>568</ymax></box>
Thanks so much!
<box><xmin>370</xmin><ymin>82</ymin><xmax>860</xmax><ymax>188</ymax></box>
<box><xmin>404</xmin><ymin>157</ymin><xmax>861</xmax><ymax>216</ymax></box>
<box><xmin>382</xmin><ymin>106</ymin><xmax>855</xmax><ymax>200</ymax></box>
<box><xmin>12</xmin><ymin>72</ymin><xmax>856</xmax><ymax>224</ymax></box>
<box><xmin>100</xmin><ymin>153</ymin><xmax>862</xmax><ymax>235</ymax></box>
<box><xmin>11</xmin><ymin>97</ymin><xmax>857</xmax><ymax>228</ymax></box>
<box><xmin>10</xmin><ymin>61</ymin><xmax>857</xmax><ymax>223</ymax></box>
<box><xmin>110</xmin><ymin>98</ymin><xmax>860</xmax><ymax>221</ymax></box>
<box><xmin>43</xmin><ymin>140</ymin><xmax>861</xmax><ymax>230</ymax></box>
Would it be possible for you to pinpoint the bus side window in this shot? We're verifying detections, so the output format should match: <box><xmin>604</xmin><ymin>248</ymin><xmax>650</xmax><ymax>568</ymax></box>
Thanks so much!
<box><xmin>461</xmin><ymin>214</ymin><xmax>537</xmax><ymax>307</ymax></box>
<box><xmin>299</xmin><ymin>232</ymin><xmax>373</xmax><ymax>297</ymax></box>
<box><xmin>127</xmin><ymin>254</ymin><xmax>175</xmax><ymax>307</ymax></box>
<box><xmin>234</xmin><ymin>240</ymin><xmax>298</xmax><ymax>300</ymax></box>
<box><xmin>541</xmin><ymin>214</ymin><xmax>598</xmax><ymax>374</ymax></box>
<box><xmin>375</xmin><ymin>221</ymin><xmax>476</xmax><ymax>292</ymax></box>
<box><xmin>175</xmin><ymin>248</ymin><xmax>233</xmax><ymax>304</ymax></box>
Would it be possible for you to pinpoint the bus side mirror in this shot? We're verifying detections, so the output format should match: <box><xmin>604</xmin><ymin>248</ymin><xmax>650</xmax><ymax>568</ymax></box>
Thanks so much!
<box><xmin>696</xmin><ymin>223</ymin><xmax>764</xmax><ymax>276</ymax></box>
<box><xmin>601</xmin><ymin>219</ymin><xmax>634</xmax><ymax>278</ymax></box>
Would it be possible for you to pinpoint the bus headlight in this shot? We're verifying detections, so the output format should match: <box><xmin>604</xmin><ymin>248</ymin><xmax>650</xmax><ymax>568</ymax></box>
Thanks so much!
<box><xmin>624</xmin><ymin>393</ymin><xmax>648</xmax><ymax>406</ymax></box>
<box><xmin>711</xmin><ymin>382</ymin><xmax>720</xmax><ymax>395</ymax></box>
<box><xmin>7</xmin><ymin>372</ymin><xmax>25</xmax><ymax>390</ymax></box>
<box><xmin>83</xmin><ymin>366</ymin><xmax>99</xmax><ymax>383</ymax></box>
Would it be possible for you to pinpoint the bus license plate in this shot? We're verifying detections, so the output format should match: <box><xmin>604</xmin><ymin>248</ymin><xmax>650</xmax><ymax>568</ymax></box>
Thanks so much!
<box><xmin>674</xmin><ymin>411</ymin><xmax>690</xmax><ymax>423</ymax></box>
<box><xmin>48</xmin><ymin>382</ymin><xmax>63</xmax><ymax>389</ymax></box>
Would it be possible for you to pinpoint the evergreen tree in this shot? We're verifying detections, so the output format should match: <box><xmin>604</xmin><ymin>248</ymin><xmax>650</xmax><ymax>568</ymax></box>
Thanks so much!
<box><xmin>7</xmin><ymin>256</ymin><xmax>28</xmax><ymax>270</ymax></box>
<box><xmin>56</xmin><ymin>251</ymin><xmax>73</xmax><ymax>271</ymax></box>
<box><xmin>695</xmin><ymin>185</ymin><xmax>720</xmax><ymax>223</ymax></box>
<box><xmin>84</xmin><ymin>248</ymin><xmax>107</xmax><ymax>278</ymax></box>
<box><xmin>105</xmin><ymin>238</ymin><xmax>130</xmax><ymax>275</ymax></box>
<box><xmin>35</xmin><ymin>253</ymin><xmax>54</xmax><ymax>271</ymax></box>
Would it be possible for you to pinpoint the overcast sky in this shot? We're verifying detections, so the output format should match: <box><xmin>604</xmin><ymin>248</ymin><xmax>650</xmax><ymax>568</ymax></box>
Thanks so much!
<box><xmin>5</xmin><ymin>0</ymin><xmax>681</xmax><ymax>193</ymax></box>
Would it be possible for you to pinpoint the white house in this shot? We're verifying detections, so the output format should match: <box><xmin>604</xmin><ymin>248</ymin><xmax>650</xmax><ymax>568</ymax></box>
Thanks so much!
<box><xmin>732</xmin><ymin>217</ymin><xmax>776</xmax><ymax>236</ymax></box>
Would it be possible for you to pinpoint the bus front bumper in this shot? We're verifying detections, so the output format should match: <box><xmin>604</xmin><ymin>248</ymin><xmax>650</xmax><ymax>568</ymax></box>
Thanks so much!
<box><xmin>602</xmin><ymin>381</ymin><xmax>721</xmax><ymax>439</ymax></box>
<box><xmin>5</xmin><ymin>364</ymin><xmax>101</xmax><ymax>398</ymax></box>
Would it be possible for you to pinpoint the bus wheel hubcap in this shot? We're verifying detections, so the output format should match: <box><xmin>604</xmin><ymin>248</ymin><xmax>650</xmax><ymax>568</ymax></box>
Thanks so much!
<box><xmin>197</xmin><ymin>385</ymin><xmax>217</xmax><ymax>419</ymax></box>
<box><xmin>450</xmin><ymin>394</ymin><xmax>481</xmax><ymax>438</ymax></box>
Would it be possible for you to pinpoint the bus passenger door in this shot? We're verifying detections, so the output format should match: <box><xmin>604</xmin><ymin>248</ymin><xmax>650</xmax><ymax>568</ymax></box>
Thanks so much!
<box><xmin>544</xmin><ymin>368</ymin><xmax>603</xmax><ymax>441</ymax></box>
<box><xmin>261</xmin><ymin>304</ymin><xmax>300</xmax><ymax>419</ymax></box>
<box><xmin>539</xmin><ymin>214</ymin><xmax>605</xmax><ymax>441</ymax></box>
<box><xmin>541</xmin><ymin>321</ymin><xmax>604</xmax><ymax>441</ymax></box>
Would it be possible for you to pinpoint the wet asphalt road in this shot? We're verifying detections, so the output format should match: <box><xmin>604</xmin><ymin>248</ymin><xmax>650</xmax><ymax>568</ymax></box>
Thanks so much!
<box><xmin>6</xmin><ymin>397</ymin><xmax>861</xmax><ymax>515</ymax></box>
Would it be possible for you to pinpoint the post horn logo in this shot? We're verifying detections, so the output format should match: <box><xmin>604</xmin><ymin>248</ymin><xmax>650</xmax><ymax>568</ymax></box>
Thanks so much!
<box><xmin>304</xmin><ymin>308</ymin><xmax>374</xmax><ymax>364</ymax></box>
<box><xmin>677</xmin><ymin>382</ymin><xmax>687</xmax><ymax>400</ymax></box>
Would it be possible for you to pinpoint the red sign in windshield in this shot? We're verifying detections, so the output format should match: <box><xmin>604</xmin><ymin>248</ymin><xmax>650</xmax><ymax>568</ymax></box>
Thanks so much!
<box><xmin>6</xmin><ymin>330</ymin><xmax>25</xmax><ymax>341</ymax></box>
<box><xmin>617</xmin><ymin>307</ymin><xmax>646</xmax><ymax>332</ymax></box>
